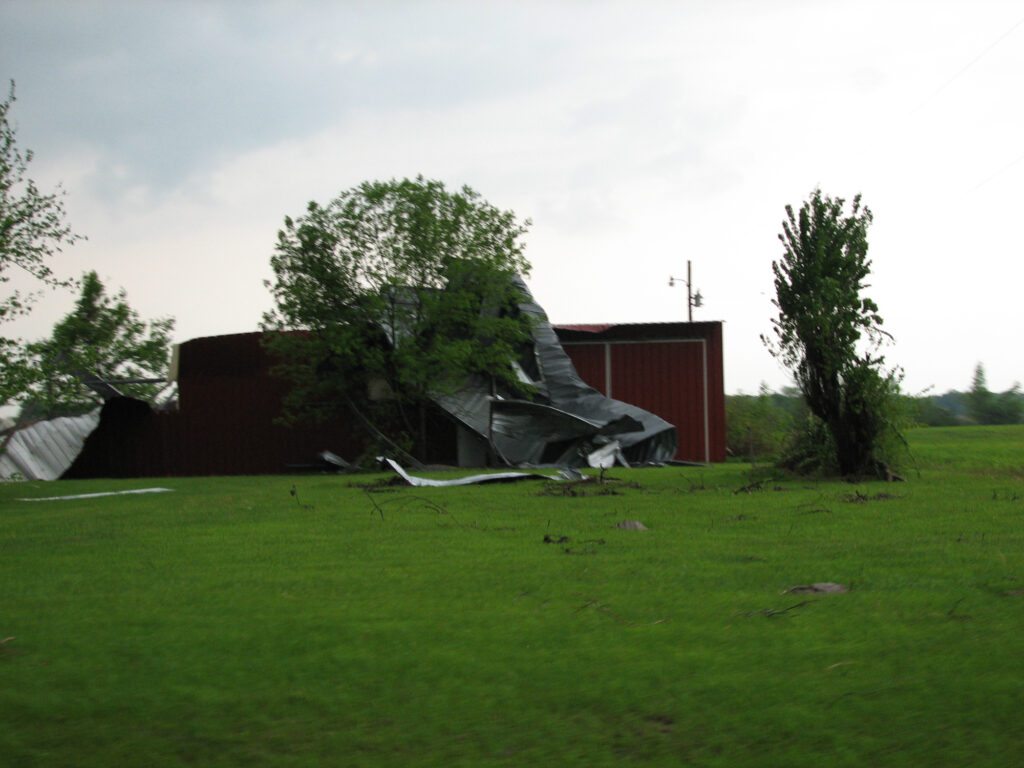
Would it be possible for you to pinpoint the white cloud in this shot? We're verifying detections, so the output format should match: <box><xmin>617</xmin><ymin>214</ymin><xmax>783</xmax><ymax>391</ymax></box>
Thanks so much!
<box><xmin>2</xmin><ymin>0</ymin><xmax>1023</xmax><ymax>393</ymax></box>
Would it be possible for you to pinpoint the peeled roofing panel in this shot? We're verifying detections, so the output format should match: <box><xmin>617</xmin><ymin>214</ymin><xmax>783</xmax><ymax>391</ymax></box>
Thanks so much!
<box><xmin>431</xmin><ymin>277</ymin><xmax>677</xmax><ymax>467</ymax></box>
<box><xmin>0</xmin><ymin>409</ymin><xmax>101</xmax><ymax>481</ymax></box>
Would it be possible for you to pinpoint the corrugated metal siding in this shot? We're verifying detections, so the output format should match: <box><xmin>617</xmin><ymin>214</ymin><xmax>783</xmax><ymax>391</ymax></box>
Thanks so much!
<box><xmin>704</xmin><ymin>324</ymin><xmax>726</xmax><ymax>462</ymax></box>
<box><xmin>0</xmin><ymin>410</ymin><xmax>101</xmax><ymax>480</ymax></box>
<box><xmin>610</xmin><ymin>341</ymin><xmax>708</xmax><ymax>462</ymax></box>
<box><xmin>170</xmin><ymin>333</ymin><xmax>366</xmax><ymax>475</ymax></box>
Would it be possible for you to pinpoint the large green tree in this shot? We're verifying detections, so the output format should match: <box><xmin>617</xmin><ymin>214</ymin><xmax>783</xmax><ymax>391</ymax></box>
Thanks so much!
<box><xmin>25</xmin><ymin>271</ymin><xmax>175</xmax><ymax>417</ymax></box>
<box><xmin>1</xmin><ymin>81</ymin><xmax>81</xmax><ymax>405</ymax></box>
<box><xmin>263</xmin><ymin>176</ymin><xmax>534</xmax><ymax>461</ymax></box>
<box><xmin>764</xmin><ymin>188</ymin><xmax>901</xmax><ymax>478</ymax></box>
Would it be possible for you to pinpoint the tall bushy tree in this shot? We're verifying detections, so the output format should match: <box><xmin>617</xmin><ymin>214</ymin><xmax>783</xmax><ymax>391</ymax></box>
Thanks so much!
<box><xmin>0</xmin><ymin>81</ymin><xmax>82</xmax><ymax>404</ymax></box>
<box><xmin>263</xmin><ymin>176</ymin><xmax>534</xmax><ymax>460</ymax></box>
<box><xmin>25</xmin><ymin>271</ymin><xmax>175</xmax><ymax>417</ymax></box>
<box><xmin>764</xmin><ymin>188</ymin><xmax>901</xmax><ymax>478</ymax></box>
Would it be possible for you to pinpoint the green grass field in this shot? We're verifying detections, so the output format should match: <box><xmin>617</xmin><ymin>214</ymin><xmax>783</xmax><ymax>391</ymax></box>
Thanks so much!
<box><xmin>3</xmin><ymin>426</ymin><xmax>1023</xmax><ymax>767</ymax></box>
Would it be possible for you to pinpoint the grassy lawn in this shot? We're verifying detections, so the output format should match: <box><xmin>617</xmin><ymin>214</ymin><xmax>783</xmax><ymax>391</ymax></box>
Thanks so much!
<box><xmin>2</xmin><ymin>426</ymin><xmax>1024</xmax><ymax>767</ymax></box>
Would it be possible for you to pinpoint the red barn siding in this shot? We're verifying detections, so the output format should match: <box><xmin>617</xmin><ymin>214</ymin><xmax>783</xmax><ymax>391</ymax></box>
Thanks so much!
<box><xmin>66</xmin><ymin>333</ymin><xmax>371</xmax><ymax>477</ymax></box>
<box><xmin>563</xmin><ymin>343</ymin><xmax>607</xmax><ymax>394</ymax></box>
<box><xmin>609</xmin><ymin>341</ymin><xmax>709</xmax><ymax>462</ymax></box>
<box><xmin>557</xmin><ymin>322</ymin><xmax>726</xmax><ymax>463</ymax></box>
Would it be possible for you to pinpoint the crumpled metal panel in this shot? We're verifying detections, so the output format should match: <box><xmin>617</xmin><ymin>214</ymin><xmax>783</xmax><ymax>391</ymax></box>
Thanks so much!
<box><xmin>432</xmin><ymin>277</ymin><xmax>677</xmax><ymax>467</ymax></box>
<box><xmin>0</xmin><ymin>409</ymin><xmax>101</xmax><ymax>481</ymax></box>
<box><xmin>379</xmin><ymin>457</ymin><xmax>557</xmax><ymax>486</ymax></box>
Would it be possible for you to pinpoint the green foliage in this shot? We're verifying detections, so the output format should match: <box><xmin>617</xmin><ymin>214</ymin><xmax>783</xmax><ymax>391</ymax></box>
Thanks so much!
<box><xmin>2</xmin><ymin>426</ymin><xmax>1024</xmax><ymax>766</ymax></box>
<box><xmin>0</xmin><ymin>81</ymin><xmax>82</xmax><ymax>405</ymax></box>
<box><xmin>23</xmin><ymin>271</ymin><xmax>174</xmax><ymax>417</ymax></box>
<box><xmin>903</xmin><ymin>391</ymin><xmax>962</xmax><ymax>427</ymax></box>
<box><xmin>263</xmin><ymin>176</ymin><xmax>534</xmax><ymax>458</ymax></box>
<box><xmin>725</xmin><ymin>384</ymin><xmax>801</xmax><ymax>460</ymax></box>
<box><xmin>966</xmin><ymin>362</ymin><xmax>1023</xmax><ymax>425</ymax></box>
<box><xmin>764</xmin><ymin>188</ymin><xmax>902</xmax><ymax>478</ymax></box>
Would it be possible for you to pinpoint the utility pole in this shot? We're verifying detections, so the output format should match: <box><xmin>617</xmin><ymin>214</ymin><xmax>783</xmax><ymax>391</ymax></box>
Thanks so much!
<box><xmin>668</xmin><ymin>260</ymin><xmax>703</xmax><ymax>322</ymax></box>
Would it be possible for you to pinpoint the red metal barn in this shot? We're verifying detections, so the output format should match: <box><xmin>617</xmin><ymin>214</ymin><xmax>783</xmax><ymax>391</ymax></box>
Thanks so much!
<box><xmin>554</xmin><ymin>322</ymin><xmax>726</xmax><ymax>463</ymax></box>
<box><xmin>65</xmin><ymin>332</ymin><xmax>463</xmax><ymax>477</ymax></box>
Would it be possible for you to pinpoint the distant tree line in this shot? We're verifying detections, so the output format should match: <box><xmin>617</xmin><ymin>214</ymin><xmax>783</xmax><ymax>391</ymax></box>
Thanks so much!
<box><xmin>727</xmin><ymin>363</ymin><xmax>1023</xmax><ymax>461</ymax></box>
<box><xmin>907</xmin><ymin>363</ymin><xmax>1022</xmax><ymax>427</ymax></box>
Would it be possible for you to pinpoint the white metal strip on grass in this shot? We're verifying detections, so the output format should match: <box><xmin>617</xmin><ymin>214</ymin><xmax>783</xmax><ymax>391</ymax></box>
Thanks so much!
<box><xmin>18</xmin><ymin>488</ymin><xmax>174</xmax><ymax>502</ymax></box>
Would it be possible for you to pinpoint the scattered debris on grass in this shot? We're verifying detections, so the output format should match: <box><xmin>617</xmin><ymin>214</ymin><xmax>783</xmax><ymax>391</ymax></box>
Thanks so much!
<box><xmin>543</xmin><ymin>534</ymin><xmax>570</xmax><ymax>544</ymax></box>
<box><xmin>992</xmin><ymin>489</ymin><xmax>1021</xmax><ymax>502</ymax></box>
<box><xmin>687</xmin><ymin>476</ymin><xmax>709</xmax><ymax>492</ymax></box>
<box><xmin>363</xmin><ymin>490</ymin><xmax>446</xmax><ymax>520</ymax></box>
<box><xmin>947</xmin><ymin>597</ymin><xmax>972</xmax><ymax>622</ymax></box>
<box><xmin>575</xmin><ymin>597</ymin><xmax>669</xmax><ymax>626</ymax></box>
<box><xmin>643</xmin><ymin>714</ymin><xmax>675</xmax><ymax>734</ymax></box>
<box><xmin>437</xmin><ymin>518</ymin><xmax>516</xmax><ymax>532</ymax></box>
<box><xmin>615</xmin><ymin>520</ymin><xmax>648</xmax><ymax>530</ymax></box>
<box><xmin>725</xmin><ymin>513</ymin><xmax>757</xmax><ymax>522</ymax></box>
<box><xmin>955</xmin><ymin>531</ymin><xmax>986</xmax><ymax>543</ymax></box>
<box><xmin>537</xmin><ymin>476</ymin><xmax>642</xmax><ymax>497</ymax></box>
<box><xmin>845</xmin><ymin>491</ymin><xmax>902</xmax><ymax>503</ymax></box>
<box><xmin>563</xmin><ymin>542</ymin><xmax>605</xmax><ymax>555</ymax></box>
<box><xmin>733</xmin><ymin>481</ymin><xmax>791</xmax><ymax>494</ymax></box>
<box><xmin>827</xmin><ymin>685</ymin><xmax>909</xmax><ymax>707</ymax></box>
<box><xmin>796</xmin><ymin>504</ymin><xmax>832</xmax><ymax>515</ymax></box>
<box><xmin>733</xmin><ymin>600</ymin><xmax>815</xmax><ymax>619</ymax></box>
<box><xmin>784</xmin><ymin>582</ymin><xmax>848</xmax><ymax>594</ymax></box>
<box><xmin>289</xmin><ymin>484</ymin><xmax>314</xmax><ymax>510</ymax></box>
<box><xmin>348</xmin><ymin>475</ymin><xmax>407</xmax><ymax>492</ymax></box>
<box><xmin>542</xmin><ymin>534</ymin><xmax>605</xmax><ymax>553</ymax></box>
<box><xmin>734</xmin><ymin>479</ymin><xmax>764</xmax><ymax>494</ymax></box>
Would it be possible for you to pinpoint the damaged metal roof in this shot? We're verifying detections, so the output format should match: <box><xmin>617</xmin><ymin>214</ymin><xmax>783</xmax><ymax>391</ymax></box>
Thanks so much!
<box><xmin>432</xmin><ymin>276</ymin><xmax>678</xmax><ymax>467</ymax></box>
<box><xmin>0</xmin><ymin>409</ymin><xmax>101</xmax><ymax>481</ymax></box>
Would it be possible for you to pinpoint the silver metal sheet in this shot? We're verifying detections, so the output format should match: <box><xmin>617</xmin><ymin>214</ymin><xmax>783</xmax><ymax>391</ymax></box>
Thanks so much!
<box><xmin>431</xmin><ymin>276</ymin><xmax>677</xmax><ymax>467</ymax></box>
<box><xmin>0</xmin><ymin>409</ymin><xmax>101</xmax><ymax>481</ymax></box>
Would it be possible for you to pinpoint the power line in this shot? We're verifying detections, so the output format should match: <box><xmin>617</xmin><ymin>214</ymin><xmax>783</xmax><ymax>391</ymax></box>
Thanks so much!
<box><xmin>913</xmin><ymin>13</ymin><xmax>1024</xmax><ymax>113</ymax></box>
<box><xmin>968</xmin><ymin>149</ymin><xmax>1024</xmax><ymax>193</ymax></box>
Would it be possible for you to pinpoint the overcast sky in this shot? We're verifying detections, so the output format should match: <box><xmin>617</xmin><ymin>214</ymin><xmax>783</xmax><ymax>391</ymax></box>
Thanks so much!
<box><xmin>2</xmin><ymin>0</ymin><xmax>1022</xmax><ymax>395</ymax></box>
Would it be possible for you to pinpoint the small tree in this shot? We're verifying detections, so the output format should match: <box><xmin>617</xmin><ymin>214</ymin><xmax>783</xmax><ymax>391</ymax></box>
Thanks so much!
<box><xmin>764</xmin><ymin>188</ymin><xmax>901</xmax><ymax>478</ymax></box>
<box><xmin>966</xmin><ymin>363</ymin><xmax>1023</xmax><ymax>425</ymax></box>
<box><xmin>263</xmin><ymin>176</ymin><xmax>534</xmax><ymax>461</ymax></box>
<box><xmin>0</xmin><ymin>81</ymin><xmax>82</xmax><ymax>405</ymax></box>
<box><xmin>25</xmin><ymin>271</ymin><xmax>175</xmax><ymax>417</ymax></box>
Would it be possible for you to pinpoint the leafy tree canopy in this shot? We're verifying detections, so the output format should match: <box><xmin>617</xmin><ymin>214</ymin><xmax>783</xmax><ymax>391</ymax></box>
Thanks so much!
<box><xmin>764</xmin><ymin>188</ymin><xmax>902</xmax><ymax>478</ymax></box>
<box><xmin>24</xmin><ymin>271</ymin><xmax>175</xmax><ymax>418</ymax></box>
<box><xmin>1</xmin><ymin>80</ymin><xmax>82</xmax><ymax>405</ymax></box>
<box><xmin>263</xmin><ymin>176</ymin><xmax>534</xmax><ymax>460</ymax></box>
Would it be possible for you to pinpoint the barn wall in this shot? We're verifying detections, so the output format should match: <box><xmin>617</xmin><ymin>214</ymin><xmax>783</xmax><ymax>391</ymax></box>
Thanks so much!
<box><xmin>557</xmin><ymin>322</ymin><xmax>726</xmax><ymax>463</ymax></box>
<box><xmin>66</xmin><ymin>333</ymin><xmax>372</xmax><ymax>478</ymax></box>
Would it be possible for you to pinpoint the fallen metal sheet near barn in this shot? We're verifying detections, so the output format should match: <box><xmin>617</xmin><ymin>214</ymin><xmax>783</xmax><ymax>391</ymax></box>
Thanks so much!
<box><xmin>0</xmin><ymin>409</ymin><xmax>101</xmax><ymax>481</ymax></box>
<box><xmin>379</xmin><ymin>457</ymin><xmax>559</xmax><ymax>487</ymax></box>
<box><xmin>19</xmin><ymin>488</ymin><xmax>174</xmax><ymax>501</ymax></box>
<box><xmin>432</xmin><ymin>276</ymin><xmax>677</xmax><ymax>468</ymax></box>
